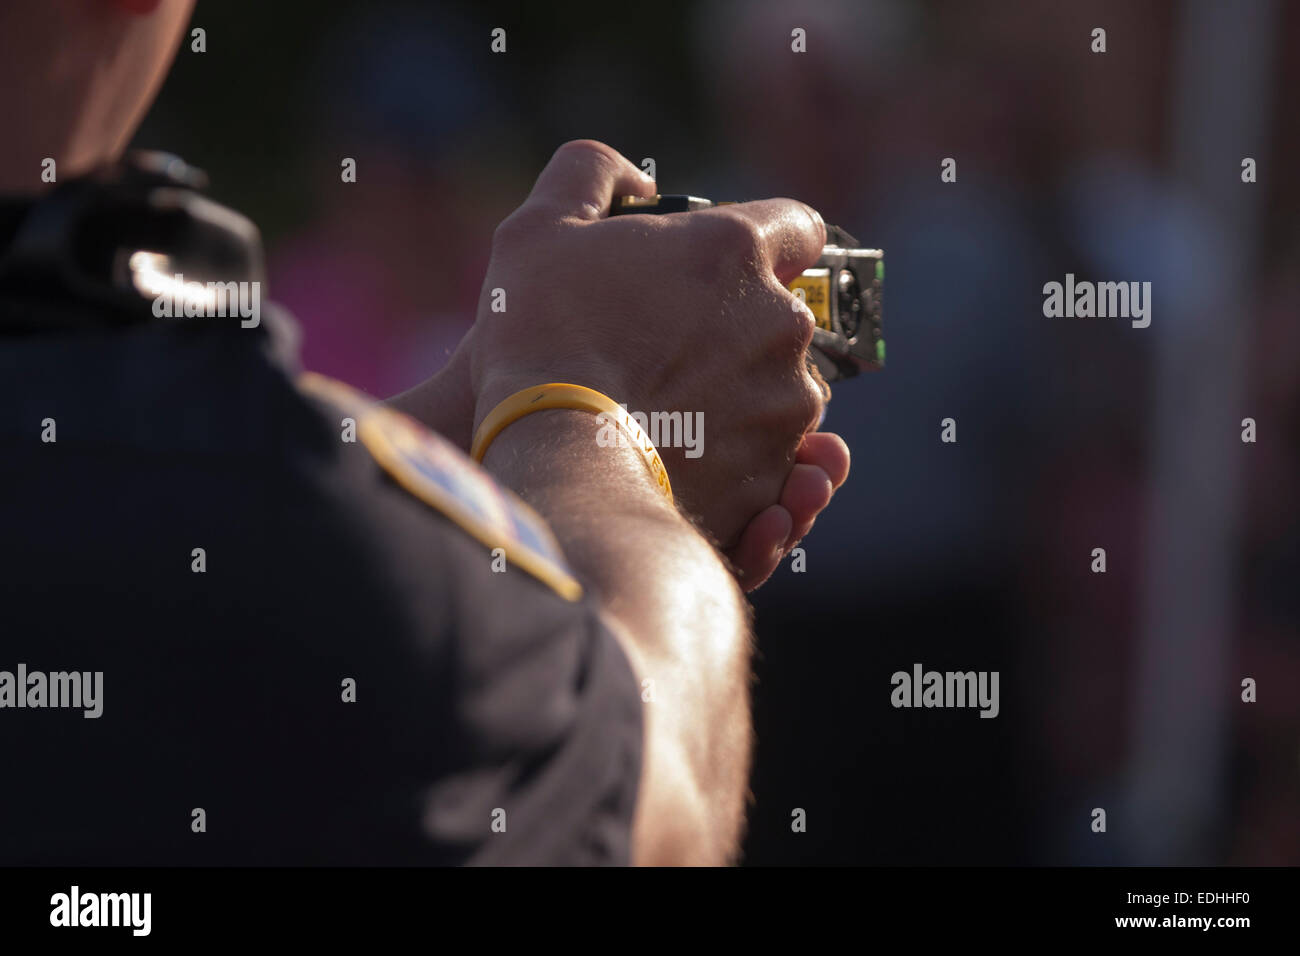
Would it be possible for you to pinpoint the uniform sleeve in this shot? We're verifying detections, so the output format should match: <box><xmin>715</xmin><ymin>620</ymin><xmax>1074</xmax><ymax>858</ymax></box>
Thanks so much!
<box><xmin>420</xmin><ymin>589</ymin><xmax>645</xmax><ymax>866</ymax></box>
<box><xmin>287</xmin><ymin>383</ymin><xmax>647</xmax><ymax>866</ymax></box>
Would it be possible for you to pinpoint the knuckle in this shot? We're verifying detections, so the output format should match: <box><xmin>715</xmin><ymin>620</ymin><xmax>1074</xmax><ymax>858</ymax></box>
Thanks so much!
<box><xmin>491</xmin><ymin>208</ymin><xmax>551</xmax><ymax>252</ymax></box>
<box><xmin>490</xmin><ymin>214</ymin><xmax>525</xmax><ymax>254</ymax></box>
<box><xmin>795</xmin><ymin>373</ymin><xmax>824</xmax><ymax>433</ymax></box>
<box><xmin>783</xmin><ymin>198</ymin><xmax>825</xmax><ymax>249</ymax></box>
<box><xmin>552</xmin><ymin>139</ymin><xmax>620</xmax><ymax>176</ymax></box>
<box><xmin>706</xmin><ymin>211</ymin><xmax>765</xmax><ymax>269</ymax></box>
<box><xmin>757</xmin><ymin>281</ymin><xmax>815</xmax><ymax>356</ymax></box>
<box><xmin>790</xmin><ymin>294</ymin><xmax>817</xmax><ymax>350</ymax></box>
<box><xmin>554</xmin><ymin>138</ymin><xmax>613</xmax><ymax>161</ymax></box>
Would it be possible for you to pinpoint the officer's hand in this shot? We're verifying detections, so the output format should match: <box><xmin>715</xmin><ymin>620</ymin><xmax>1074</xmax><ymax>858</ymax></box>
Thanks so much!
<box><xmin>465</xmin><ymin>140</ymin><xmax>841</xmax><ymax>560</ymax></box>
<box><xmin>729</xmin><ymin>430</ymin><xmax>850</xmax><ymax>590</ymax></box>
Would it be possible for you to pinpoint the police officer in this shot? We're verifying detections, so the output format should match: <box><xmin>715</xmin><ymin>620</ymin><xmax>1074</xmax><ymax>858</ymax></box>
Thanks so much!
<box><xmin>0</xmin><ymin>0</ymin><xmax>849</xmax><ymax>865</ymax></box>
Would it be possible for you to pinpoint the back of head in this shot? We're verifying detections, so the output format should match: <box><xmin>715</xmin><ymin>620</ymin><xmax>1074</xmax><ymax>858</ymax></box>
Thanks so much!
<box><xmin>0</xmin><ymin>0</ymin><xmax>194</xmax><ymax>194</ymax></box>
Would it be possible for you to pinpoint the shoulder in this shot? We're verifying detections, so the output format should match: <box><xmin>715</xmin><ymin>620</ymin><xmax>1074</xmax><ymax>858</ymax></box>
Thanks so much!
<box><xmin>294</xmin><ymin>371</ymin><xmax>582</xmax><ymax>602</ymax></box>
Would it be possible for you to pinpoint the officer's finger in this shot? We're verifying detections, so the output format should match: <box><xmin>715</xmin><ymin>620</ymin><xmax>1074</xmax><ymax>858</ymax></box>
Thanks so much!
<box><xmin>728</xmin><ymin>504</ymin><xmax>793</xmax><ymax>592</ymax></box>
<box><xmin>779</xmin><ymin>463</ymin><xmax>834</xmax><ymax>550</ymax></box>
<box><xmin>709</xmin><ymin>198</ymin><xmax>826</xmax><ymax>285</ymax></box>
<box><xmin>796</xmin><ymin>431</ymin><xmax>851</xmax><ymax>489</ymax></box>
<box><xmin>525</xmin><ymin>140</ymin><xmax>656</xmax><ymax>222</ymax></box>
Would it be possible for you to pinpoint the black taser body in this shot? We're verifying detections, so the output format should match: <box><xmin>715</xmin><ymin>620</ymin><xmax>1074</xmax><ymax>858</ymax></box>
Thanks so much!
<box><xmin>610</xmin><ymin>194</ymin><xmax>884</xmax><ymax>382</ymax></box>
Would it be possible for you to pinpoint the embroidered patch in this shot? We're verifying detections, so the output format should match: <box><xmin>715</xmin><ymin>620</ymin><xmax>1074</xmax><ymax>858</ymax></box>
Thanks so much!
<box><xmin>298</xmin><ymin>372</ymin><xmax>582</xmax><ymax>602</ymax></box>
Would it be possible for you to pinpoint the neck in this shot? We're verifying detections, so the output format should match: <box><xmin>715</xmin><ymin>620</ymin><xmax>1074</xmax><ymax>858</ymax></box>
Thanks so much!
<box><xmin>0</xmin><ymin>142</ymin><xmax>122</xmax><ymax>197</ymax></box>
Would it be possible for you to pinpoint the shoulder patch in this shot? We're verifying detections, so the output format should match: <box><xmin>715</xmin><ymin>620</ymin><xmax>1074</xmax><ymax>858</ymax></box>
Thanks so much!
<box><xmin>298</xmin><ymin>372</ymin><xmax>582</xmax><ymax>602</ymax></box>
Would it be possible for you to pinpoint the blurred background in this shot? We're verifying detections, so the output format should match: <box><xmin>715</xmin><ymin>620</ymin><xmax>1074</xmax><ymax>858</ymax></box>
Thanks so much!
<box><xmin>136</xmin><ymin>0</ymin><xmax>1299</xmax><ymax>865</ymax></box>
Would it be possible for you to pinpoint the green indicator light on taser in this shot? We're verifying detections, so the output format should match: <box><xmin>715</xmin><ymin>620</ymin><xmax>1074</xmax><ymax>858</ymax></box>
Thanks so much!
<box><xmin>875</xmin><ymin>260</ymin><xmax>885</xmax><ymax>281</ymax></box>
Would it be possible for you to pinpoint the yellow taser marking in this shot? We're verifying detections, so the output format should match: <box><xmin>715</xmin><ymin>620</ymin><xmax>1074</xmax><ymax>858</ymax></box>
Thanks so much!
<box><xmin>789</xmin><ymin>269</ymin><xmax>831</xmax><ymax>330</ymax></box>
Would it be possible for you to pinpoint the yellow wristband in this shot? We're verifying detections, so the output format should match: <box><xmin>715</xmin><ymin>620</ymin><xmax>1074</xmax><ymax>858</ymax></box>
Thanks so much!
<box><xmin>470</xmin><ymin>383</ymin><xmax>674</xmax><ymax>504</ymax></box>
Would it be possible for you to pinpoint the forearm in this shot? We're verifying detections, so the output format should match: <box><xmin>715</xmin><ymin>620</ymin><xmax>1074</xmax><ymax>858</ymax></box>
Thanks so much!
<box><xmin>481</xmin><ymin>408</ymin><xmax>753</xmax><ymax>865</ymax></box>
